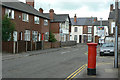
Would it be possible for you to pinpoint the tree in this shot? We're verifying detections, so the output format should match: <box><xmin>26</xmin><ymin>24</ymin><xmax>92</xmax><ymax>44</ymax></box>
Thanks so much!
<box><xmin>2</xmin><ymin>15</ymin><xmax>15</xmax><ymax>41</ymax></box>
<box><xmin>49</xmin><ymin>32</ymin><xmax>57</xmax><ymax>42</ymax></box>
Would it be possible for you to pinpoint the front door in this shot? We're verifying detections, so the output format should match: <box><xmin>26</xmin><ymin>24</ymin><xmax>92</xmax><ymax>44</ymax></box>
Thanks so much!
<box><xmin>79</xmin><ymin>35</ymin><xmax>81</xmax><ymax>43</ymax></box>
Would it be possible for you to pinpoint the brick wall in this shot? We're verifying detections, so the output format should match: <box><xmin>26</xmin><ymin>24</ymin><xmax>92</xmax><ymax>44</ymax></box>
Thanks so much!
<box><xmin>51</xmin><ymin>42</ymin><xmax>60</xmax><ymax>48</ymax></box>
<box><xmin>2</xmin><ymin>41</ymin><xmax>14</xmax><ymax>53</ymax></box>
<box><xmin>2</xmin><ymin>7</ymin><xmax>50</xmax><ymax>41</ymax></box>
<box><xmin>18</xmin><ymin>41</ymin><xmax>26</xmax><ymax>53</ymax></box>
<box><xmin>50</xmin><ymin>23</ymin><xmax>60</xmax><ymax>33</ymax></box>
<box><xmin>44</xmin><ymin>41</ymin><xmax>51</xmax><ymax>49</ymax></box>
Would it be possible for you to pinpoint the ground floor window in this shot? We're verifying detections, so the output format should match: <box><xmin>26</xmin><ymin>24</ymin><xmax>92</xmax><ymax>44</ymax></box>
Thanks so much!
<box><xmin>32</xmin><ymin>31</ymin><xmax>38</xmax><ymax>42</ymax></box>
<box><xmin>74</xmin><ymin>35</ymin><xmax>77</xmax><ymax>41</ymax></box>
<box><xmin>13</xmin><ymin>31</ymin><xmax>17</xmax><ymax>41</ymax></box>
<box><xmin>39</xmin><ymin>33</ymin><xmax>41</xmax><ymax>41</ymax></box>
<box><xmin>25</xmin><ymin>30</ymin><xmax>30</xmax><ymax>41</ymax></box>
<box><xmin>88</xmin><ymin>34</ymin><xmax>92</xmax><ymax>42</ymax></box>
<box><xmin>45</xmin><ymin>32</ymin><xmax>49</xmax><ymax>41</ymax></box>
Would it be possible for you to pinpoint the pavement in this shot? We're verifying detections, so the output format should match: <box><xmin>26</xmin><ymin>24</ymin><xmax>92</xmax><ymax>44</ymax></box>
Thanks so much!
<box><xmin>2</xmin><ymin>44</ymin><xmax>120</xmax><ymax>79</ymax></box>
<box><xmin>2</xmin><ymin>46</ymin><xmax>76</xmax><ymax>61</ymax></box>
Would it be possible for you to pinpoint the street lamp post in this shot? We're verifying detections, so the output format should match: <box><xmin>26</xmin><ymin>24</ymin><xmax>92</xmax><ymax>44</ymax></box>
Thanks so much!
<box><xmin>114</xmin><ymin>0</ymin><xmax>119</xmax><ymax>68</ymax></box>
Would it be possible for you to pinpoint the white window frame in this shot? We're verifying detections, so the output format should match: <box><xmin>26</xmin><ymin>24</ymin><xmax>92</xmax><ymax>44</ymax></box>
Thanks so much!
<box><xmin>5</xmin><ymin>8</ymin><xmax>14</xmax><ymax>19</ymax></box>
<box><xmin>45</xmin><ymin>32</ymin><xmax>49</xmax><ymax>41</ymax></box>
<box><xmin>74</xmin><ymin>27</ymin><xmax>77</xmax><ymax>32</ymax></box>
<box><xmin>88</xmin><ymin>26</ymin><xmax>92</xmax><ymax>33</ymax></box>
<box><xmin>74</xmin><ymin>35</ymin><xmax>77</xmax><ymax>41</ymax></box>
<box><xmin>13</xmin><ymin>31</ymin><xmax>17</xmax><ymax>41</ymax></box>
<box><xmin>34</xmin><ymin>16</ymin><xmax>40</xmax><ymax>24</ymax></box>
<box><xmin>39</xmin><ymin>33</ymin><xmax>41</xmax><ymax>41</ymax></box>
<box><xmin>25</xmin><ymin>30</ymin><xmax>30</xmax><ymax>41</ymax></box>
<box><xmin>22</xmin><ymin>13</ymin><xmax>29</xmax><ymax>22</ymax></box>
<box><xmin>32</xmin><ymin>31</ymin><xmax>38</xmax><ymax>42</ymax></box>
<box><xmin>88</xmin><ymin>34</ymin><xmax>92</xmax><ymax>42</ymax></box>
<box><xmin>44</xmin><ymin>19</ymin><xmax>48</xmax><ymax>26</ymax></box>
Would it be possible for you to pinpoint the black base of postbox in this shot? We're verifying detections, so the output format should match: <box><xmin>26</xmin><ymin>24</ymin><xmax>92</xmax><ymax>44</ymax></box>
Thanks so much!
<box><xmin>87</xmin><ymin>68</ymin><xmax>96</xmax><ymax>75</ymax></box>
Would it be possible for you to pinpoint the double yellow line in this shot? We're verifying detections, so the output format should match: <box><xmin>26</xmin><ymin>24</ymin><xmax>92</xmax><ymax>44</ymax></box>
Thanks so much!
<box><xmin>65</xmin><ymin>64</ymin><xmax>87</xmax><ymax>80</ymax></box>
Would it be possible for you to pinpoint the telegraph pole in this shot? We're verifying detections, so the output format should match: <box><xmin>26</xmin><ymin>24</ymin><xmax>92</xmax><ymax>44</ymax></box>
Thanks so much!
<box><xmin>114</xmin><ymin>0</ymin><xmax>119</xmax><ymax>68</ymax></box>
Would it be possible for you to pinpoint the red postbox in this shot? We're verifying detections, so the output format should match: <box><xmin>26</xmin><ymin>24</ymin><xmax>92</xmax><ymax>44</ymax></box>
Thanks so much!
<box><xmin>87</xmin><ymin>43</ymin><xmax>97</xmax><ymax>75</ymax></box>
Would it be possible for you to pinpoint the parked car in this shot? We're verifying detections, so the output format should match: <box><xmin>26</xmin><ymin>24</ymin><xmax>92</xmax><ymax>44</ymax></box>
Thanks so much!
<box><xmin>100</xmin><ymin>43</ymin><xmax>114</xmax><ymax>56</ymax></box>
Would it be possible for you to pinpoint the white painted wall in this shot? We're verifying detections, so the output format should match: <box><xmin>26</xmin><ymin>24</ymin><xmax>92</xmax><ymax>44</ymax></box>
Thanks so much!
<box><xmin>70</xmin><ymin>26</ymin><xmax>83</xmax><ymax>43</ymax></box>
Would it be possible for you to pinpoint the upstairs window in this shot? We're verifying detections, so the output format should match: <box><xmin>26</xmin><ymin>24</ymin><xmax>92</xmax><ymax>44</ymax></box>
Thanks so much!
<box><xmin>44</xmin><ymin>19</ymin><xmax>48</xmax><ymax>26</ymax></box>
<box><xmin>22</xmin><ymin>13</ymin><xmax>29</xmax><ymax>22</ymax></box>
<box><xmin>5</xmin><ymin>8</ymin><xmax>14</xmax><ymax>19</ymax></box>
<box><xmin>74</xmin><ymin>27</ymin><xmax>77</xmax><ymax>32</ymax></box>
<box><xmin>34</xmin><ymin>16</ymin><xmax>39</xmax><ymax>24</ymax></box>
<box><xmin>88</xmin><ymin>26</ymin><xmax>92</xmax><ymax>33</ymax></box>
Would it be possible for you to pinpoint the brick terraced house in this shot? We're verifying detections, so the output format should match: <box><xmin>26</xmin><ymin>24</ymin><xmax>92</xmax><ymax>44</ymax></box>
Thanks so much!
<box><xmin>44</xmin><ymin>9</ymin><xmax>71</xmax><ymax>42</ymax></box>
<box><xmin>2</xmin><ymin>0</ymin><xmax>50</xmax><ymax>53</ymax></box>
<box><xmin>108</xmin><ymin>4</ymin><xmax>120</xmax><ymax>37</ymax></box>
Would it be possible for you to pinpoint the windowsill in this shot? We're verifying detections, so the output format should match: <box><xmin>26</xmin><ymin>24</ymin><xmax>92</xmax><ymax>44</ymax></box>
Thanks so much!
<box><xmin>22</xmin><ymin>20</ymin><xmax>29</xmax><ymax>22</ymax></box>
<box><xmin>35</xmin><ymin>23</ymin><xmax>40</xmax><ymax>25</ymax></box>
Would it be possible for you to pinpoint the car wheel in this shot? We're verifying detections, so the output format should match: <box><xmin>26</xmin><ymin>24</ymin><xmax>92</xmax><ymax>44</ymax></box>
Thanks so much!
<box><xmin>100</xmin><ymin>52</ymin><xmax>104</xmax><ymax>56</ymax></box>
<box><xmin>110</xmin><ymin>52</ymin><xmax>114</xmax><ymax>56</ymax></box>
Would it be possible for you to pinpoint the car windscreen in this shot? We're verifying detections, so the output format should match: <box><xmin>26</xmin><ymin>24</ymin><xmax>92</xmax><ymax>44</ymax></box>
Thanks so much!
<box><xmin>102</xmin><ymin>43</ymin><xmax>114</xmax><ymax>47</ymax></box>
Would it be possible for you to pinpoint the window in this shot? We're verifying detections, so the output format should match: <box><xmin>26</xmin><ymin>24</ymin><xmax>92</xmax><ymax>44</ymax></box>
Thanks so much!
<box><xmin>88</xmin><ymin>34</ymin><xmax>92</xmax><ymax>42</ymax></box>
<box><xmin>45</xmin><ymin>32</ymin><xmax>49</xmax><ymax>41</ymax></box>
<box><xmin>32</xmin><ymin>31</ymin><xmax>38</xmax><ymax>42</ymax></box>
<box><xmin>88</xmin><ymin>26</ymin><xmax>92</xmax><ymax>33</ymax></box>
<box><xmin>19</xmin><ymin>32</ymin><xmax>22</xmax><ymax>41</ymax></box>
<box><xmin>74</xmin><ymin>35</ymin><xmax>77</xmax><ymax>41</ymax></box>
<box><xmin>38</xmin><ymin>33</ymin><xmax>41</xmax><ymax>41</ymax></box>
<box><xmin>74</xmin><ymin>27</ymin><xmax>77</xmax><ymax>32</ymax></box>
<box><xmin>44</xmin><ymin>19</ymin><xmax>48</xmax><ymax>26</ymax></box>
<box><xmin>24</xmin><ymin>30</ymin><xmax>30</xmax><ymax>41</ymax></box>
<box><xmin>22</xmin><ymin>13</ymin><xmax>29</xmax><ymax>22</ymax></box>
<box><xmin>13</xmin><ymin>31</ymin><xmax>17</xmax><ymax>41</ymax></box>
<box><xmin>5</xmin><ymin>8</ymin><xmax>14</xmax><ymax>19</ymax></box>
<box><xmin>34</xmin><ymin>16</ymin><xmax>39</xmax><ymax>24</ymax></box>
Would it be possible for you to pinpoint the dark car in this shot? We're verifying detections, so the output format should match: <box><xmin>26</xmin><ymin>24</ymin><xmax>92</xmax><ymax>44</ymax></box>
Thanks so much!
<box><xmin>100</xmin><ymin>43</ymin><xmax>114</xmax><ymax>56</ymax></box>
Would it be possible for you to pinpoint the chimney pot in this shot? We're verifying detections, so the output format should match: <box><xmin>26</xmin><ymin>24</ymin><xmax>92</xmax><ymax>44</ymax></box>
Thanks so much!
<box><xmin>74</xmin><ymin>14</ymin><xmax>77</xmax><ymax>23</ymax></box>
<box><xmin>49</xmin><ymin>9</ymin><xmax>54</xmax><ymax>20</ymax></box>
<box><xmin>110</xmin><ymin>4</ymin><xmax>113</xmax><ymax>12</ymax></box>
<box><xmin>39</xmin><ymin>8</ymin><xmax>43</xmax><ymax>13</ymax></box>
<box><xmin>26</xmin><ymin>0</ymin><xmax>34</xmax><ymax>7</ymax></box>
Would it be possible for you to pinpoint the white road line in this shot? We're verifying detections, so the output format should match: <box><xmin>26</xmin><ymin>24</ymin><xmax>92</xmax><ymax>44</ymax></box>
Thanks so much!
<box><xmin>61</xmin><ymin>51</ymin><xmax>70</xmax><ymax>54</ymax></box>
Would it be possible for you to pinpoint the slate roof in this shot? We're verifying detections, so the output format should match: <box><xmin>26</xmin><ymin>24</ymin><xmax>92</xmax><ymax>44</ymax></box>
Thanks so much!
<box><xmin>71</xmin><ymin>17</ymin><xmax>97</xmax><ymax>26</ymax></box>
<box><xmin>2</xmin><ymin>2</ymin><xmax>49</xmax><ymax>19</ymax></box>
<box><xmin>94</xmin><ymin>20</ymin><xmax>108</xmax><ymax>26</ymax></box>
<box><xmin>44</xmin><ymin>13</ymin><xmax>70</xmax><ymax>23</ymax></box>
<box><xmin>108</xmin><ymin>9</ymin><xmax>120</xmax><ymax>24</ymax></box>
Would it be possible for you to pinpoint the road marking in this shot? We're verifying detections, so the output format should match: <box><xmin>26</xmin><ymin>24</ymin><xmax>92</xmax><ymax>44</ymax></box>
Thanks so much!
<box><xmin>61</xmin><ymin>51</ymin><xmax>70</xmax><ymax>54</ymax></box>
<box><xmin>65</xmin><ymin>64</ymin><xmax>87</xmax><ymax>80</ymax></box>
<box><xmin>84</xmin><ymin>52</ymin><xmax>88</xmax><ymax>55</ymax></box>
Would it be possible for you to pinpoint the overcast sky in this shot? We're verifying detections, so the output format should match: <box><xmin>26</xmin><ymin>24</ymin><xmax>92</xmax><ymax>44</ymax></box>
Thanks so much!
<box><xmin>18</xmin><ymin>0</ymin><xmax>115</xmax><ymax>20</ymax></box>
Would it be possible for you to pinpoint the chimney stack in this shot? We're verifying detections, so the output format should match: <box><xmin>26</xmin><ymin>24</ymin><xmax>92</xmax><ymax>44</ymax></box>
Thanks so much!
<box><xmin>49</xmin><ymin>9</ymin><xmax>54</xmax><ymax>20</ymax></box>
<box><xmin>74</xmin><ymin>14</ymin><xmax>77</xmax><ymax>23</ymax></box>
<box><xmin>39</xmin><ymin>8</ymin><xmax>43</xmax><ymax>13</ymax></box>
<box><xmin>110</xmin><ymin>4</ymin><xmax>113</xmax><ymax>12</ymax></box>
<box><xmin>26</xmin><ymin>0</ymin><xmax>34</xmax><ymax>7</ymax></box>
